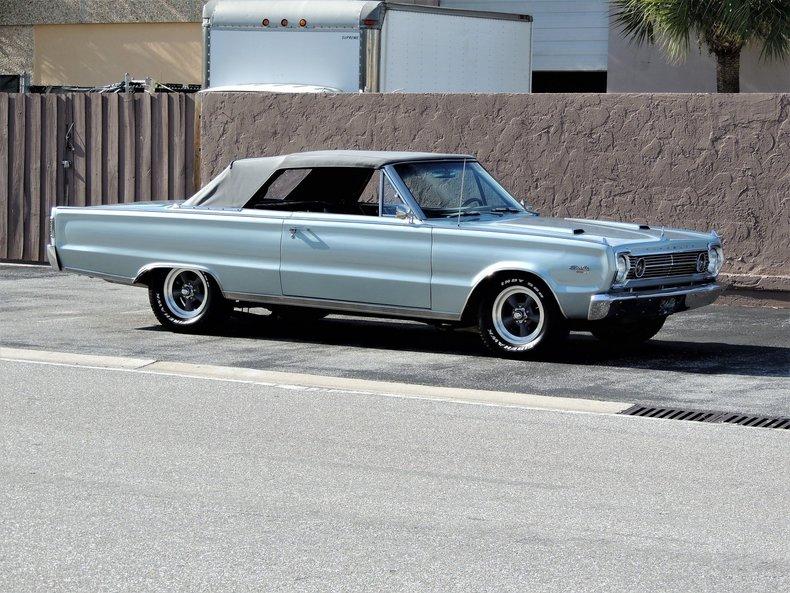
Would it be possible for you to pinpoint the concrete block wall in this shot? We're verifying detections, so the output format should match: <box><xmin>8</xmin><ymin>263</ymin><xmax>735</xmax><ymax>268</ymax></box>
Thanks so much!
<box><xmin>200</xmin><ymin>92</ymin><xmax>790</xmax><ymax>291</ymax></box>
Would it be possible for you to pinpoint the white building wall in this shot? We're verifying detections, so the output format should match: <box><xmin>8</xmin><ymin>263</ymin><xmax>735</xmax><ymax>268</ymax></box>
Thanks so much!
<box><xmin>440</xmin><ymin>0</ymin><xmax>608</xmax><ymax>71</ymax></box>
<box><xmin>607</xmin><ymin>27</ymin><xmax>790</xmax><ymax>92</ymax></box>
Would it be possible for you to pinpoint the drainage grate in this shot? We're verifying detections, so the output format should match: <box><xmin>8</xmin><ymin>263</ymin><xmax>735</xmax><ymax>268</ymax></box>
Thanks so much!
<box><xmin>620</xmin><ymin>405</ymin><xmax>790</xmax><ymax>430</ymax></box>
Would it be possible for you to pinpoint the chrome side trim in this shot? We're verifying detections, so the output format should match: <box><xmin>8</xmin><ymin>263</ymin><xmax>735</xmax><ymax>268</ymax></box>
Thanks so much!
<box><xmin>62</xmin><ymin>267</ymin><xmax>136</xmax><ymax>286</ymax></box>
<box><xmin>46</xmin><ymin>245</ymin><xmax>61</xmax><ymax>271</ymax></box>
<box><xmin>224</xmin><ymin>292</ymin><xmax>460</xmax><ymax>321</ymax></box>
<box><xmin>588</xmin><ymin>283</ymin><xmax>723</xmax><ymax>321</ymax></box>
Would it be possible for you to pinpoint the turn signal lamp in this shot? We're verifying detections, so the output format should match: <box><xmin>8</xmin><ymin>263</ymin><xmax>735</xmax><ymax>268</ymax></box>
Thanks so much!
<box><xmin>299</xmin><ymin>18</ymin><xmax>307</xmax><ymax>27</ymax></box>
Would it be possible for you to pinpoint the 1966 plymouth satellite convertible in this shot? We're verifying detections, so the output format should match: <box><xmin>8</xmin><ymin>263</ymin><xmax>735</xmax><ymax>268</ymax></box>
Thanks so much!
<box><xmin>48</xmin><ymin>150</ymin><xmax>724</xmax><ymax>357</ymax></box>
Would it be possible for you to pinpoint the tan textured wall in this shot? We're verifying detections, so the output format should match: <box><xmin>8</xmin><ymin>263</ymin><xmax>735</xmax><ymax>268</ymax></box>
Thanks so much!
<box><xmin>33</xmin><ymin>23</ymin><xmax>202</xmax><ymax>86</ymax></box>
<box><xmin>200</xmin><ymin>92</ymin><xmax>790</xmax><ymax>290</ymax></box>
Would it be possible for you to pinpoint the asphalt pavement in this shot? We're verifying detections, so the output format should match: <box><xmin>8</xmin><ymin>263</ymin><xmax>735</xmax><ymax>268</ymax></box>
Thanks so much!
<box><xmin>1</xmin><ymin>264</ymin><xmax>788</xmax><ymax>416</ymax></box>
<box><xmin>1</xmin><ymin>359</ymin><xmax>788</xmax><ymax>593</ymax></box>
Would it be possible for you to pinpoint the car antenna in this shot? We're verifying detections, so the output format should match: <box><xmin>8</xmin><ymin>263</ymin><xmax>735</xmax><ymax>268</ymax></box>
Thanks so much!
<box><xmin>457</xmin><ymin>158</ymin><xmax>467</xmax><ymax>228</ymax></box>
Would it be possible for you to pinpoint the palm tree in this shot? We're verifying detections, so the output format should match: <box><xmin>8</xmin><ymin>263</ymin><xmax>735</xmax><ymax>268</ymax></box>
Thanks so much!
<box><xmin>611</xmin><ymin>0</ymin><xmax>790</xmax><ymax>92</ymax></box>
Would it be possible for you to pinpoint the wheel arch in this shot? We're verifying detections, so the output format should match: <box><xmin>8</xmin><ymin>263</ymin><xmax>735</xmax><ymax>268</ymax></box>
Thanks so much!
<box><xmin>133</xmin><ymin>263</ymin><xmax>225</xmax><ymax>292</ymax></box>
<box><xmin>460</xmin><ymin>265</ymin><xmax>567</xmax><ymax>323</ymax></box>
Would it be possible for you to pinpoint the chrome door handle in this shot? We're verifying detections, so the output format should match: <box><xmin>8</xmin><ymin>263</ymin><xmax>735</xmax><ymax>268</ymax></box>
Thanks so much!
<box><xmin>289</xmin><ymin>227</ymin><xmax>310</xmax><ymax>238</ymax></box>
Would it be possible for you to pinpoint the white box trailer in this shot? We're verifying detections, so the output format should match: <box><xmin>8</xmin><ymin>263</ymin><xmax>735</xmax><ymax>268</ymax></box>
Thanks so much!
<box><xmin>203</xmin><ymin>0</ymin><xmax>533</xmax><ymax>93</ymax></box>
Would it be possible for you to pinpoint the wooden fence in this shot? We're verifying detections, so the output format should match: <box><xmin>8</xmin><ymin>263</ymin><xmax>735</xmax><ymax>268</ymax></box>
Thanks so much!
<box><xmin>0</xmin><ymin>92</ymin><xmax>197</xmax><ymax>263</ymax></box>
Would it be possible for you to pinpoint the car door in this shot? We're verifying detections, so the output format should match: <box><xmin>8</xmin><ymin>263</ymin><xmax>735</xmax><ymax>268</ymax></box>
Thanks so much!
<box><xmin>280</xmin><ymin>173</ymin><xmax>432</xmax><ymax>309</ymax></box>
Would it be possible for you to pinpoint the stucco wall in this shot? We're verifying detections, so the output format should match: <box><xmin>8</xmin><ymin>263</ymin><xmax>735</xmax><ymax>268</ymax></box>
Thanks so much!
<box><xmin>0</xmin><ymin>25</ymin><xmax>33</xmax><ymax>76</ymax></box>
<box><xmin>200</xmin><ymin>92</ymin><xmax>790</xmax><ymax>291</ymax></box>
<box><xmin>0</xmin><ymin>1</ymin><xmax>205</xmax><ymax>25</ymax></box>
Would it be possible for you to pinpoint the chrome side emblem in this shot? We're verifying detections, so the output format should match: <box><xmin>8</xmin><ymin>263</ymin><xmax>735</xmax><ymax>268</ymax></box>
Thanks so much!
<box><xmin>634</xmin><ymin>258</ymin><xmax>646</xmax><ymax>278</ymax></box>
<box><xmin>569</xmin><ymin>265</ymin><xmax>590</xmax><ymax>274</ymax></box>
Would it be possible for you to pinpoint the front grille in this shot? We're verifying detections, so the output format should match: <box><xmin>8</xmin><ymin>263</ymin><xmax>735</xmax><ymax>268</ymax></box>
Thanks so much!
<box><xmin>626</xmin><ymin>250</ymin><xmax>707</xmax><ymax>280</ymax></box>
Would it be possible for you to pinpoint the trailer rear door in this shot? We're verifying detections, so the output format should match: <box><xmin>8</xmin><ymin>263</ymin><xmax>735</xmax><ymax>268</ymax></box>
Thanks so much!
<box><xmin>380</xmin><ymin>9</ymin><xmax>532</xmax><ymax>93</ymax></box>
<box><xmin>209</xmin><ymin>28</ymin><xmax>361</xmax><ymax>90</ymax></box>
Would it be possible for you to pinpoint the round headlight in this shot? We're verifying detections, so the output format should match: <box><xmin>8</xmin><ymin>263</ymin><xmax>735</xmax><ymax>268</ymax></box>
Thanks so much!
<box><xmin>615</xmin><ymin>254</ymin><xmax>629</xmax><ymax>283</ymax></box>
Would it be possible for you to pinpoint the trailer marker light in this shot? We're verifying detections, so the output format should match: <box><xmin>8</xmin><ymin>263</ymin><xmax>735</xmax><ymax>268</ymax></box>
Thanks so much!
<box><xmin>299</xmin><ymin>19</ymin><xmax>307</xmax><ymax>27</ymax></box>
<box><xmin>281</xmin><ymin>18</ymin><xmax>288</xmax><ymax>27</ymax></box>
<box><xmin>262</xmin><ymin>18</ymin><xmax>269</xmax><ymax>26</ymax></box>
<box><xmin>363</xmin><ymin>19</ymin><xmax>377</xmax><ymax>26</ymax></box>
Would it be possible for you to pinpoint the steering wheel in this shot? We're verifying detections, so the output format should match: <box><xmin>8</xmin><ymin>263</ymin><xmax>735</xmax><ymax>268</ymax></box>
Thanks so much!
<box><xmin>461</xmin><ymin>197</ymin><xmax>484</xmax><ymax>208</ymax></box>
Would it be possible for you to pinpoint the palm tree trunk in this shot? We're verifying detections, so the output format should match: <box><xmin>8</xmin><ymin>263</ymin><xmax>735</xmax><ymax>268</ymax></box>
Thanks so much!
<box><xmin>715</xmin><ymin>49</ymin><xmax>741</xmax><ymax>93</ymax></box>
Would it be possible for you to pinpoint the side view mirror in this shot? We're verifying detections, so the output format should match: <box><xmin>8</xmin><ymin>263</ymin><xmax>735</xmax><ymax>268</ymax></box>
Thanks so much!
<box><xmin>394</xmin><ymin>204</ymin><xmax>413</xmax><ymax>221</ymax></box>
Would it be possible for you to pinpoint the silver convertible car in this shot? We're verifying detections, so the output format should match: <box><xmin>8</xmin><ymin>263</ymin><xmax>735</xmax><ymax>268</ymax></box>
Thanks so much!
<box><xmin>48</xmin><ymin>150</ymin><xmax>724</xmax><ymax>357</ymax></box>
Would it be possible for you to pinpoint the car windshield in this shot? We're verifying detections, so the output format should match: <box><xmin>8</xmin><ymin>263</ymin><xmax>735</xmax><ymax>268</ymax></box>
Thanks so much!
<box><xmin>393</xmin><ymin>161</ymin><xmax>530</xmax><ymax>219</ymax></box>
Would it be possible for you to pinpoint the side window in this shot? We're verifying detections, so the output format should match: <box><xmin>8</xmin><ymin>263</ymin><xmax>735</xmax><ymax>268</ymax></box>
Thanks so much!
<box><xmin>381</xmin><ymin>175</ymin><xmax>404</xmax><ymax>216</ymax></box>
<box><xmin>259</xmin><ymin>169</ymin><xmax>310</xmax><ymax>201</ymax></box>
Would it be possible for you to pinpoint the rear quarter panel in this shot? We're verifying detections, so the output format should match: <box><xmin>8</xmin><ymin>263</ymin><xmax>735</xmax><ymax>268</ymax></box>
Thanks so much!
<box><xmin>54</xmin><ymin>207</ymin><xmax>287</xmax><ymax>296</ymax></box>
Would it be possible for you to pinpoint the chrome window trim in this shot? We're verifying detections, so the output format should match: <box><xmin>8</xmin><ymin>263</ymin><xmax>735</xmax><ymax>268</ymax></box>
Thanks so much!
<box><xmin>382</xmin><ymin>165</ymin><xmax>426</xmax><ymax>221</ymax></box>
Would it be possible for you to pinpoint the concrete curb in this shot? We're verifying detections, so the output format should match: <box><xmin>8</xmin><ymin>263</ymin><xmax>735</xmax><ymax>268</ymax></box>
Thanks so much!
<box><xmin>0</xmin><ymin>346</ymin><xmax>631</xmax><ymax>415</ymax></box>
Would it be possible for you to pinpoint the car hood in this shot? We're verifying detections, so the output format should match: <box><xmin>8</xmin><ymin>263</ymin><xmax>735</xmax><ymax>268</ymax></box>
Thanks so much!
<box><xmin>455</xmin><ymin>215</ymin><xmax>715</xmax><ymax>250</ymax></box>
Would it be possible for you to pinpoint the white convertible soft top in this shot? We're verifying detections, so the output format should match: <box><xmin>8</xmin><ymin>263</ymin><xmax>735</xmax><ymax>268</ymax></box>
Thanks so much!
<box><xmin>182</xmin><ymin>150</ymin><xmax>472</xmax><ymax>209</ymax></box>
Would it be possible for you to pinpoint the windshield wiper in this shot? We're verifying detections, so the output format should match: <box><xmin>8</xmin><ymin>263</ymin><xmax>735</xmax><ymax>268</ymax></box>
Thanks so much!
<box><xmin>443</xmin><ymin>210</ymin><xmax>481</xmax><ymax>219</ymax></box>
<box><xmin>489</xmin><ymin>207</ymin><xmax>522</xmax><ymax>213</ymax></box>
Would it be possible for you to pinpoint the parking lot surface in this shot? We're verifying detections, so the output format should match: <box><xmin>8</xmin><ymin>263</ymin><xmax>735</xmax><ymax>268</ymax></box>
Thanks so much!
<box><xmin>1</xmin><ymin>265</ymin><xmax>788</xmax><ymax>416</ymax></box>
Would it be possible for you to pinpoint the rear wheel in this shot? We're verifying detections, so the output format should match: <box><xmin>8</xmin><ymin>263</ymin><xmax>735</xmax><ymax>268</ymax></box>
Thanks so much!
<box><xmin>478</xmin><ymin>275</ymin><xmax>568</xmax><ymax>358</ymax></box>
<box><xmin>148</xmin><ymin>268</ymin><xmax>229</xmax><ymax>332</ymax></box>
<box><xmin>590</xmin><ymin>316</ymin><xmax>666</xmax><ymax>345</ymax></box>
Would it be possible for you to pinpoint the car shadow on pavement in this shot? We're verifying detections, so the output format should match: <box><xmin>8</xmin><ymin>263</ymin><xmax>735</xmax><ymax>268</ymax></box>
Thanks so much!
<box><xmin>139</xmin><ymin>310</ymin><xmax>790</xmax><ymax>379</ymax></box>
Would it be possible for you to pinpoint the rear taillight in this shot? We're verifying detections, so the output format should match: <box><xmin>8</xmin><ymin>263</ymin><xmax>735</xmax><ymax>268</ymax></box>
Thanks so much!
<box><xmin>49</xmin><ymin>217</ymin><xmax>55</xmax><ymax>244</ymax></box>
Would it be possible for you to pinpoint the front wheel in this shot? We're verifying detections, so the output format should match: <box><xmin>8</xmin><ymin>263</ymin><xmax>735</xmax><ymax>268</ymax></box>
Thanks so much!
<box><xmin>148</xmin><ymin>268</ymin><xmax>230</xmax><ymax>332</ymax></box>
<box><xmin>478</xmin><ymin>276</ymin><xmax>568</xmax><ymax>358</ymax></box>
<box><xmin>590</xmin><ymin>316</ymin><xmax>666</xmax><ymax>345</ymax></box>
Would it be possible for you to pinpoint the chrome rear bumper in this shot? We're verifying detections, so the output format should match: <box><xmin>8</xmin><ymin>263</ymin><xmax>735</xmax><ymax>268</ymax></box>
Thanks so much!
<box><xmin>46</xmin><ymin>244</ymin><xmax>61</xmax><ymax>271</ymax></box>
<box><xmin>588</xmin><ymin>283</ymin><xmax>724</xmax><ymax>321</ymax></box>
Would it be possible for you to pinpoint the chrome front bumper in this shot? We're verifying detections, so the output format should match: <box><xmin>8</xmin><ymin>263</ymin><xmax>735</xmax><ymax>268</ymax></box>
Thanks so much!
<box><xmin>588</xmin><ymin>283</ymin><xmax>724</xmax><ymax>321</ymax></box>
<box><xmin>46</xmin><ymin>244</ymin><xmax>61</xmax><ymax>271</ymax></box>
